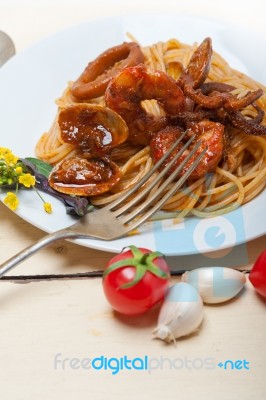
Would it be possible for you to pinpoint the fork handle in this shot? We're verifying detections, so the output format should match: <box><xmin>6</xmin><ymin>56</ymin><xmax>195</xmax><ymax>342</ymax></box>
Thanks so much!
<box><xmin>0</xmin><ymin>230</ymin><xmax>88</xmax><ymax>278</ymax></box>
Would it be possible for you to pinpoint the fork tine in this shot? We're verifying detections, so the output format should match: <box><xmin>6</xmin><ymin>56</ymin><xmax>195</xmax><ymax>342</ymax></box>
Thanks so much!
<box><xmin>123</xmin><ymin>146</ymin><xmax>207</xmax><ymax>232</ymax></box>
<box><xmin>106</xmin><ymin>129</ymin><xmax>188</xmax><ymax>210</ymax></box>
<box><xmin>121</xmin><ymin>140</ymin><xmax>206</xmax><ymax>224</ymax></box>
<box><xmin>112</xmin><ymin>133</ymin><xmax>197</xmax><ymax>217</ymax></box>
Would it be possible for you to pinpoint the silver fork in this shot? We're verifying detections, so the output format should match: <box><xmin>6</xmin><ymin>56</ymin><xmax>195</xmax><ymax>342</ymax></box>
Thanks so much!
<box><xmin>0</xmin><ymin>131</ymin><xmax>206</xmax><ymax>277</ymax></box>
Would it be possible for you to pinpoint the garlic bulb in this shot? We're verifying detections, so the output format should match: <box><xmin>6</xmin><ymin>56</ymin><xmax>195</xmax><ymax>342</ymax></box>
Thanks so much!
<box><xmin>181</xmin><ymin>267</ymin><xmax>246</xmax><ymax>304</ymax></box>
<box><xmin>153</xmin><ymin>282</ymin><xmax>204</xmax><ymax>344</ymax></box>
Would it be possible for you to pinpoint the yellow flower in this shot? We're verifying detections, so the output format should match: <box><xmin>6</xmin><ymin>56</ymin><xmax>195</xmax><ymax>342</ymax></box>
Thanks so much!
<box><xmin>19</xmin><ymin>173</ymin><xmax>36</xmax><ymax>188</ymax></box>
<box><xmin>1</xmin><ymin>148</ymin><xmax>53</xmax><ymax>213</ymax></box>
<box><xmin>0</xmin><ymin>147</ymin><xmax>18</xmax><ymax>165</ymax></box>
<box><xmin>43</xmin><ymin>202</ymin><xmax>52</xmax><ymax>214</ymax></box>
<box><xmin>4</xmin><ymin>152</ymin><xmax>18</xmax><ymax>166</ymax></box>
<box><xmin>15</xmin><ymin>166</ymin><xmax>23</xmax><ymax>174</ymax></box>
<box><xmin>0</xmin><ymin>147</ymin><xmax>11</xmax><ymax>158</ymax></box>
<box><xmin>3</xmin><ymin>192</ymin><xmax>19</xmax><ymax>211</ymax></box>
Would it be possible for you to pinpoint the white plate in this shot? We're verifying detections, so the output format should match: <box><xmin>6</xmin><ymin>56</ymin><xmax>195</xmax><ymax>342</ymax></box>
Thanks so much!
<box><xmin>0</xmin><ymin>14</ymin><xmax>266</xmax><ymax>256</ymax></box>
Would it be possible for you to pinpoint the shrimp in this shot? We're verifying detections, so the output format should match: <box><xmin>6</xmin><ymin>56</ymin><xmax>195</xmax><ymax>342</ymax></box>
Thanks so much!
<box><xmin>149</xmin><ymin>121</ymin><xmax>224</xmax><ymax>180</ymax></box>
<box><xmin>105</xmin><ymin>64</ymin><xmax>185</xmax><ymax>146</ymax></box>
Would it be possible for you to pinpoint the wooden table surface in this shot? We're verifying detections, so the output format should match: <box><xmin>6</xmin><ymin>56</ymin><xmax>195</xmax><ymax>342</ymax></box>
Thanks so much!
<box><xmin>0</xmin><ymin>1</ymin><xmax>266</xmax><ymax>399</ymax></box>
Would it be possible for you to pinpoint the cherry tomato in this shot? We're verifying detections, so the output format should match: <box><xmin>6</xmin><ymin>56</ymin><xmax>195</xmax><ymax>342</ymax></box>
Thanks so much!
<box><xmin>249</xmin><ymin>250</ymin><xmax>266</xmax><ymax>298</ymax></box>
<box><xmin>102</xmin><ymin>245</ymin><xmax>170</xmax><ymax>315</ymax></box>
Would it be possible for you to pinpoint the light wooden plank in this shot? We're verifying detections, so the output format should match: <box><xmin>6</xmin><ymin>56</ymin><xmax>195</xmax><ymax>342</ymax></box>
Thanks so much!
<box><xmin>0</xmin><ymin>277</ymin><xmax>265</xmax><ymax>399</ymax></box>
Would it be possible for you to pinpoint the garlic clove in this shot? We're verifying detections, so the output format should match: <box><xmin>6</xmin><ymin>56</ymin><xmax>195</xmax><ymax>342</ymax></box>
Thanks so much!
<box><xmin>153</xmin><ymin>282</ymin><xmax>204</xmax><ymax>344</ymax></box>
<box><xmin>181</xmin><ymin>267</ymin><xmax>246</xmax><ymax>304</ymax></box>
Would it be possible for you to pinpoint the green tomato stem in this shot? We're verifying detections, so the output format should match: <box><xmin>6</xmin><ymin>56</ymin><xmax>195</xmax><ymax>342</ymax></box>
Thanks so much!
<box><xmin>103</xmin><ymin>245</ymin><xmax>169</xmax><ymax>289</ymax></box>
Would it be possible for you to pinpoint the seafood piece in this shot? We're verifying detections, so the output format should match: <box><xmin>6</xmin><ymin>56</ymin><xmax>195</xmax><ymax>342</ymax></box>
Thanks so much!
<box><xmin>105</xmin><ymin>64</ymin><xmax>185</xmax><ymax>146</ymax></box>
<box><xmin>200</xmin><ymin>82</ymin><xmax>235</xmax><ymax>94</ymax></box>
<box><xmin>49</xmin><ymin>103</ymin><xmax>128</xmax><ymax>196</ymax></box>
<box><xmin>226</xmin><ymin>109</ymin><xmax>266</xmax><ymax>135</ymax></box>
<box><xmin>179</xmin><ymin>37</ymin><xmax>266</xmax><ymax>127</ymax></box>
<box><xmin>223</xmin><ymin>89</ymin><xmax>263</xmax><ymax>111</ymax></box>
<box><xmin>58</xmin><ymin>104</ymin><xmax>129</xmax><ymax>156</ymax></box>
<box><xmin>179</xmin><ymin>38</ymin><xmax>228</xmax><ymax>109</ymax></box>
<box><xmin>180</xmin><ymin>37</ymin><xmax>212</xmax><ymax>89</ymax></box>
<box><xmin>49</xmin><ymin>155</ymin><xmax>121</xmax><ymax>196</ymax></box>
<box><xmin>150</xmin><ymin>121</ymin><xmax>224</xmax><ymax>180</ymax></box>
<box><xmin>71</xmin><ymin>42</ymin><xmax>144</xmax><ymax>100</ymax></box>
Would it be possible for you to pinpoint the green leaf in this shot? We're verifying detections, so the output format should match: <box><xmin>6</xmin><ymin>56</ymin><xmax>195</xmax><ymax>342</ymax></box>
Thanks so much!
<box><xmin>24</xmin><ymin>157</ymin><xmax>53</xmax><ymax>178</ymax></box>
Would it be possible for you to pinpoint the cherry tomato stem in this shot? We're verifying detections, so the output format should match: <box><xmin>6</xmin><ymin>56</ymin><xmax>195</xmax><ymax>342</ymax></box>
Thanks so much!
<box><xmin>103</xmin><ymin>245</ymin><xmax>169</xmax><ymax>289</ymax></box>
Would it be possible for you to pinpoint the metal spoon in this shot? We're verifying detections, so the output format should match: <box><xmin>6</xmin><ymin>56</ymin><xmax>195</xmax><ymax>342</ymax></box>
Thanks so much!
<box><xmin>0</xmin><ymin>31</ymin><xmax>16</xmax><ymax>67</ymax></box>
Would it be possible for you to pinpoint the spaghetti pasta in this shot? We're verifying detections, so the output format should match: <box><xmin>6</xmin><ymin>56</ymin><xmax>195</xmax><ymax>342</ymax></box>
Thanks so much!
<box><xmin>35</xmin><ymin>37</ymin><xmax>266</xmax><ymax>219</ymax></box>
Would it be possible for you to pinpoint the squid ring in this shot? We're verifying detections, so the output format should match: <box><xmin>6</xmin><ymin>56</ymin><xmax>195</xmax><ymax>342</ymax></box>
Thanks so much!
<box><xmin>71</xmin><ymin>42</ymin><xmax>144</xmax><ymax>100</ymax></box>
